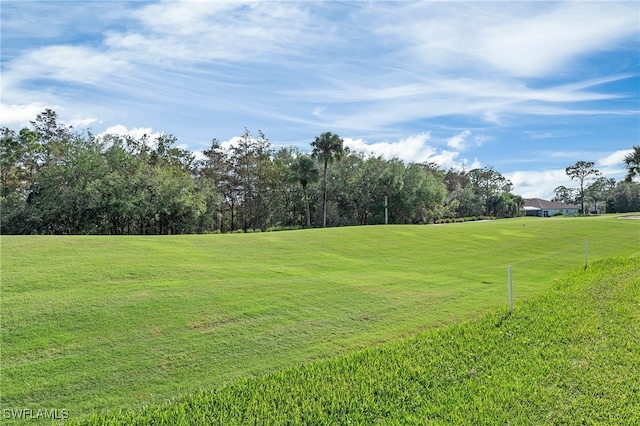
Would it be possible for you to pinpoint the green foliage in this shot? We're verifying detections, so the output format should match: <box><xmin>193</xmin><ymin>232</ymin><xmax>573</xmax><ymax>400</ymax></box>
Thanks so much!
<box><xmin>623</xmin><ymin>145</ymin><xmax>640</xmax><ymax>182</ymax></box>
<box><xmin>311</xmin><ymin>131</ymin><xmax>345</xmax><ymax>227</ymax></box>
<box><xmin>435</xmin><ymin>215</ymin><xmax>495</xmax><ymax>224</ymax></box>
<box><xmin>606</xmin><ymin>181</ymin><xmax>640</xmax><ymax>213</ymax></box>
<box><xmin>393</xmin><ymin>163</ymin><xmax>447</xmax><ymax>224</ymax></box>
<box><xmin>289</xmin><ymin>155</ymin><xmax>319</xmax><ymax>228</ymax></box>
<box><xmin>467</xmin><ymin>166</ymin><xmax>513</xmax><ymax>216</ymax></box>
<box><xmin>552</xmin><ymin>185</ymin><xmax>578</xmax><ymax>204</ymax></box>
<box><xmin>2</xmin><ymin>216</ymin><xmax>639</xmax><ymax>423</ymax></box>
<box><xmin>76</xmin><ymin>254</ymin><xmax>640</xmax><ymax>425</ymax></box>
<box><xmin>565</xmin><ymin>160</ymin><xmax>601</xmax><ymax>214</ymax></box>
<box><xmin>2</xmin><ymin>110</ymin><xmax>637</xmax><ymax>234</ymax></box>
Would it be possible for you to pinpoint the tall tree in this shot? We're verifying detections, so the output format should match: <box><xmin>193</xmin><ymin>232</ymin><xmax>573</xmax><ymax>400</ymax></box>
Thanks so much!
<box><xmin>290</xmin><ymin>155</ymin><xmax>319</xmax><ymax>228</ymax></box>
<box><xmin>448</xmin><ymin>183</ymin><xmax>482</xmax><ymax>218</ymax></box>
<box><xmin>231</xmin><ymin>128</ymin><xmax>255</xmax><ymax>232</ymax></box>
<box><xmin>379</xmin><ymin>163</ymin><xmax>404</xmax><ymax>225</ymax></box>
<box><xmin>270</xmin><ymin>147</ymin><xmax>302</xmax><ymax>228</ymax></box>
<box><xmin>311</xmin><ymin>131</ymin><xmax>344</xmax><ymax>227</ymax></box>
<box><xmin>552</xmin><ymin>185</ymin><xmax>578</xmax><ymax>204</ymax></box>
<box><xmin>495</xmin><ymin>192</ymin><xmax>524</xmax><ymax>218</ymax></box>
<box><xmin>467</xmin><ymin>166</ymin><xmax>512</xmax><ymax>216</ymax></box>
<box><xmin>30</xmin><ymin>108</ymin><xmax>72</xmax><ymax>165</ymax></box>
<box><xmin>1</xmin><ymin>128</ymin><xmax>43</xmax><ymax>233</ymax></box>
<box><xmin>253</xmin><ymin>130</ymin><xmax>274</xmax><ymax>231</ymax></box>
<box><xmin>606</xmin><ymin>181</ymin><xmax>640</xmax><ymax>213</ymax></box>
<box><xmin>585</xmin><ymin>176</ymin><xmax>616</xmax><ymax>214</ymax></box>
<box><xmin>565</xmin><ymin>161</ymin><xmax>601</xmax><ymax>214</ymax></box>
<box><xmin>3</xmin><ymin>109</ymin><xmax>535</xmax><ymax>235</ymax></box>
<box><xmin>396</xmin><ymin>163</ymin><xmax>447</xmax><ymax>224</ymax></box>
<box><xmin>199</xmin><ymin>139</ymin><xmax>233</xmax><ymax>232</ymax></box>
<box><xmin>331</xmin><ymin>151</ymin><xmax>381</xmax><ymax>226</ymax></box>
<box><xmin>623</xmin><ymin>145</ymin><xmax>640</xmax><ymax>182</ymax></box>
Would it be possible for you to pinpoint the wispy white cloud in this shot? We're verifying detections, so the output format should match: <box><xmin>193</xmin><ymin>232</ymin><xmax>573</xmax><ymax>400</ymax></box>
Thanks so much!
<box><xmin>473</xmin><ymin>3</ymin><xmax>639</xmax><ymax>77</ymax></box>
<box><xmin>297</xmin><ymin>73</ymin><xmax>636</xmax><ymax>134</ymax></box>
<box><xmin>599</xmin><ymin>149</ymin><xmax>633</xmax><ymax>167</ymax></box>
<box><xmin>549</xmin><ymin>151</ymin><xmax>598</xmax><ymax>159</ymax></box>
<box><xmin>447</xmin><ymin>130</ymin><xmax>472</xmax><ymax>150</ymax></box>
<box><xmin>0</xmin><ymin>0</ymin><xmax>637</xmax><ymax>200</ymax></box>
<box><xmin>507</xmin><ymin>169</ymin><xmax>574</xmax><ymax>199</ymax></box>
<box><xmin>344</xmin><ymin>132</ymin><xmax>434</xmax><ymax>163</ymax></box>
<box><xmin>0</xmin><ymin>103</ymin><xmax>52</xmax><ymax>127</ymax></box>
<box><xmin>524</xmin><ymin>130</ymin><xmax>586</xmax><ymax>140</ymax></box>
<box><xmin>343</xmin><ymin>132</ymin><xmax>480</xmax><ymax>170</ymax></box>
<box><xmin>375</xmin><ymin>1</ymin><xmax>639</xmax><ymax>78</ymax></box>
<box><xmin>104</xmin><ymin>1</ymin><xmax>311</xmax><ymax>64</ymax></box>
<box><xmin>4</xmin><ymin>45</ymin><xmax>129</xmax><ymax>86</ymax></box>
<box><xmin>3</xmin><ymin>1</ymin><xmax>636</xmax><ymax>137</ymax></box>
<box><xmin>67</xmin><ymin>117</ymin><xmax>99</xmax><ymax>129</ymax></box>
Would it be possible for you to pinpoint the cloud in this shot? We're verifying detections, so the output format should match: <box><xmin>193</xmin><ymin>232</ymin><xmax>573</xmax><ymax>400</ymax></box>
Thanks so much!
<box><xmin>344</xmin><ymin>132</ymin><xmax>434</xmax><ymax>163</ymax></box>
<box><xmin>298</xmin><ymin>72</ymin><xmax>636</xmax><ymax>134</ymax></box>
<box><xmin>67</xmin><ymin>117</ymin><xmax>99</xmax><ymax>129</ymax></box>
<box><xmin>220</xmin><ymin>136</ymin><xmax>244</xmax><ymax>151</ymax></box>
<box><xmin>524</xmin><ymin>130</ymin><xmax>586</xmax><ymax>140</ymax></box>
<box><xmin>428</xmin><ymin>150</ymin><xmax>462</xmax><ymax>170</ymax></box>
<box><xmin>343</xmin><ymin>132</ymin><xmax>480</xmax><ymax>171</ymax></box>
<box><xmin>376</xmin><ymin>2</ymin><xmax>639</xmax><ymax>78</ymax></box>
<box><xmin>5</xmin><ymin>45</ymin><xmax>129</xmax><ymax>86</ymax></box>
<box><xmin>98</xmin><ymin>125</ymin><xmax>161</xmax><ymax>141</ymax></box>
<box><xmin>446</xmin><ymin>130</ymin><xmax>472</xmax><ymax>150</ymax></box>
<box><xmin>104</xmin><ymin>1</ymin><xmax>311</xmax><ymax>64</ymax></box>
<box><xmin>0</xmin><ymin>103</ymin><xmax>51</xmax><ymax>127</ymax></box>
<box><xmin>1</xmin><ymin>104</ymin><xmax>97</xmax><ymax>132</ymax></box>
<box><xmin>507</xmin><ymin>147</ymin><xmax>632</xmax><ymax>199</ymax></box>
<box><xmin>0</xmin><ymin>0</ymin><xmax>636</xmax><ymax>170</ymax></box>
<box><xmin>507</xmin><ymin>169</ymin><xmax>574</xmax><ymax>199</ymax></box>
<box><xmin>312</xmin><ymin>107</ymin><xmax>326</xmax><ymax>119</ymax></box>
<box><xmin>473</xmin><ymin>3</ymin><xmax>639</xmax><ymax>77</ymax></box>
<box><xmin>599</xmin><ymin>149</ymin><xmax>633</xmax><ymax>167</ymax></box>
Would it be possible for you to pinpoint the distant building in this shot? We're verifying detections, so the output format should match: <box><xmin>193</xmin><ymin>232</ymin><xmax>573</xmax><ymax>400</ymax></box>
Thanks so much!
<box><xmin>522</xmin><ymin>198</ymin><xmax>581</xmax><ymax>217</ymax></box>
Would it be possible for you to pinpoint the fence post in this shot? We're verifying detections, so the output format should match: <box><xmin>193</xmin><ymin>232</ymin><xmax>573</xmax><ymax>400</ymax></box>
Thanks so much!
<box><xmin>584</xmin><ymin>239</ymin><xmax>588</xmax><ymax>269</ymax></box>
<box><xmin>508</xmin><ymin>265</ymin><xmax>513</xmax><ymax>313</ymax></box>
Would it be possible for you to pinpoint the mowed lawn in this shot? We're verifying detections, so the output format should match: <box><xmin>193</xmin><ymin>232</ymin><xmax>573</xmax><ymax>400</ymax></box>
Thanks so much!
<box><xmin>1</xmin><ymin>215</ymin><xmax>639</xmax><ymax>420</ymax></box>
<box><xmin>81</xmin><ymin>254</ymin><xmax>640</xmax><ymax>425</ymax></box>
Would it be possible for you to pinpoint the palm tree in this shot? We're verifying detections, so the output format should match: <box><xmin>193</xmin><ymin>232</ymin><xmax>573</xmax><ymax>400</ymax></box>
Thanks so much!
<box><xmin>624</xmin><ymin>145</ymin><xmax>640</xmax><ymax>182</ymax></box>
<box><xmin>290</xmin><ymin>155</ymin><xmax>319</xmax><ymax>228</ymax></box>
<box><xmin>311</xmin><ymin>132</ymin><xmax>344</xmax><ymax>227</ymax></box>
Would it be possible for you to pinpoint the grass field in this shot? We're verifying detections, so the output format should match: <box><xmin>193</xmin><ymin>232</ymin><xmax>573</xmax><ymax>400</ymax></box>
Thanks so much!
<box><xmin>80</xmin><ymin>254</ymin><xmax>640</xmax><ymax>425</ymax></box>
<box><xmin>1</xmin><ymin>215</ymin><xmax>639</xmax><ymax>423</ymax></box>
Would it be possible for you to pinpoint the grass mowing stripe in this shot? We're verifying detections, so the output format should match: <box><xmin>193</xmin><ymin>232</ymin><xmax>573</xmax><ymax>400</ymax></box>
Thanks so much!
<box><xmin>1</xmin><ymin>215</ymin><xmax>639</xmax><ymax>421</ymax></box>
<box><xmin>78</xmin><ymin>254</ymin><xmax>640</xmax><ymax>425</ymax></box>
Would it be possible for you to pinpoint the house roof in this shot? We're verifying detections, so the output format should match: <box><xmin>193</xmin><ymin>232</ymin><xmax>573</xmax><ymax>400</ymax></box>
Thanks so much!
<box><xmin>523</xmin><ymin>198</ymin><xmax>580</xmax><ymax>210</ymax></box>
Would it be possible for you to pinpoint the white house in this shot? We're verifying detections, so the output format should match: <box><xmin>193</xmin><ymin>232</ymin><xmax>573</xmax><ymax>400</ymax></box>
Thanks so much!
<box><xmin>522</xmin><ymin>198</ymin><xmax>581</xmax><ymax>217</ymax></box>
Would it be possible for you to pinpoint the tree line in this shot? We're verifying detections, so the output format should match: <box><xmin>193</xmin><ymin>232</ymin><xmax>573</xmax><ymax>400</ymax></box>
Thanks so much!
<box><xmin>554</xmin><ymin>153</ymin><xmax>640</xmax><ymax>214</ymax></box>
<box><xmin>1</xmin><ymin>109</ymin><xmax>637</xmax><ymax>234</ymax></box>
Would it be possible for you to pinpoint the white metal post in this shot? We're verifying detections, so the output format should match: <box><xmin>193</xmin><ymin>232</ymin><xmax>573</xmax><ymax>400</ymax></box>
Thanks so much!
<box><xmin>584</xmin><ymin>239</ymin><xmax>588</xmax><ymax>269</ymax></box>
<box><xmin>508</xmin><ymin>265</ymin><xmax>513</xmax><ymax>312</ymax></box>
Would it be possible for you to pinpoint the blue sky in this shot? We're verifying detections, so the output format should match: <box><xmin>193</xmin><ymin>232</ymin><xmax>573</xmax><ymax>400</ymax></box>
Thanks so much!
<box><xmin>2</xmin><ymin>0</ymin><xmax>638</xmax><ymax>198</ymax></box>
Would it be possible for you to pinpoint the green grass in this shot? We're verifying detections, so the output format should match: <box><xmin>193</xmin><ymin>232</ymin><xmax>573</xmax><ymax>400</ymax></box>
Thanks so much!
<box><xmin>80</xmin><ymin>253</ymin><xmax>640</xmax><ymax>425</ymax></box>
<box><xmin>1</xmin><ymin>215</ymin><xmax>639</xmax><ymax>423</ymax></box>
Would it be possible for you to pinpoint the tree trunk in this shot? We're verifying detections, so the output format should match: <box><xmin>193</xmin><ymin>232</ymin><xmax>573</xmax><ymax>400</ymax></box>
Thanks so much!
<box><xmin>304</xmin><ymin>186</ymin><xmax>311</xmax><ymax>228</ymax></box>
<box><xmin>384</xmin><ymin>194</ymin><xmax>388</xmax><ymax>225</ymax></box>
<box><xmin>322</xmin><ymin>161</ymin><xmax>328</xmax><ymax>227</ymax></box>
